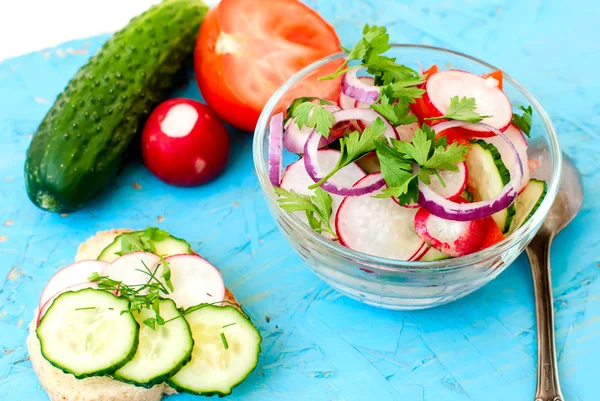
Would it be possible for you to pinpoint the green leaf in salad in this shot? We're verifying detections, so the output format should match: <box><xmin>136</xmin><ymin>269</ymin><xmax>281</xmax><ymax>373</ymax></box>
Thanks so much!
<box><xmin>373</xmin><ymin>124</ymin><xmax>470</xmax><ymax>205</ymax></box>
<box><xmin>512</xmin><ymin>104</ymin><xmax>532</xmax><ymax>137</ymax></box>
<box><xmin>308</xmin><ymin>117</ymin><xmax>387</xmax><ymax>189</ymax></box>
<box><xmin>273</xmin><ymin>187</ymin><xmax>337</xmax><ymax>238</ymax></box>
<box><xmin>424</xmin><ymin>96</ymin><xmax>491</xmax><ymax>123</ymax></box>
<box><xmin>285</xmin><ymin>97</ymin><xmax>333</xmax><ymax>124</ymax></box>
<box><xmin>292</xmin><ymin>102</ymin><xmax>336</xmax><ymax>138</ymax></box>
<box><xmin>370</xmin><ymin>94</ymin><xmax>418</xmax><ymax>127</ymax></box>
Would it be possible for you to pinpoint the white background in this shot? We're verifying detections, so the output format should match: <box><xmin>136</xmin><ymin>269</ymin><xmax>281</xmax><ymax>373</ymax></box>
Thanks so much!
<box><xmin>0</xmin><ymin>0</ymin><xmax>218</xmax><ymax>61</ymax></box>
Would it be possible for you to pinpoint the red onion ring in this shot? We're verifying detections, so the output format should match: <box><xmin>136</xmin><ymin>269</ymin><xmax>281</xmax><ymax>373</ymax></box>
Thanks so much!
<box><xmin>418</xmin><ymin>121</ymin><xmax>524</xmax><ymax>221</ymax></box>
<box><xmin>303</xmin><ymin>108</ymin><xmax>396</xmax><ymax>196</ymax></box>
<box><xmin>268</xmin><ymin>112</ymin><xmax>284</xmax><ymax>186</ymax></box>
<box><xmin>341</xmin><ymin>67</ymin><xmax>380</xmax><ymax>105</ymax></box>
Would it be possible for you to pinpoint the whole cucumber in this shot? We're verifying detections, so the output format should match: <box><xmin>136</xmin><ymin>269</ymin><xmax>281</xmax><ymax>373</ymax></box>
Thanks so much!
<box><xmin>25</xmin><ymin>0</ymin><xmax>208</xmax><ymax>213</ymax></box>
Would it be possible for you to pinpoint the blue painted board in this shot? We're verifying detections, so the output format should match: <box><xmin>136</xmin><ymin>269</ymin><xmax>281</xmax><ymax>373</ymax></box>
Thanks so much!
<box><xmin>1</xmin><ymin>0</ymin><xmax>599</xmax><ymax>400</ymax></box>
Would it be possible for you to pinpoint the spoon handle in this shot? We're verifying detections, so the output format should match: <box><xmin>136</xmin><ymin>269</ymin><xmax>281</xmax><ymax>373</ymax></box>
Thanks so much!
<box><xmin>526</xmin><ymin>234</ymin><xmax>564</xmax><ymax>401</ymax></box>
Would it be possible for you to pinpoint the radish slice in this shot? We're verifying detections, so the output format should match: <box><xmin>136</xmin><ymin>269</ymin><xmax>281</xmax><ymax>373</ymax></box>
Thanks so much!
<box><xmin>39</xmin><ymin>260</ymin><xmax>107</xmax><ymax>309</ymax></box>
<box><xmin>419</xmin><ymin>121</ymin><xmax>523</xmax><ymax>221</ymax></box>
<box><xmin>341</xmin><ymin>68</ymin><xmax>380</xmax><ymax>104</ymax></box>
<box><xmin>162</xmin><ymin>254</ymin><xmax>225</xmax><ymax>309</ymax></box>
<box><xmin>482</xmin><ymin>124</ymin><xmax>529</xmax><ymax>192</ymax></box>
<box><xmin>426</xmin><ymin>161</ymin><xmax>468</xmax><ymax>200</ymax></box>
<box><xmin>414</xmin><ymin>206</ymin><xmax>486</xmax><ymax>257</ymax></box>
<box><xmin>426</xmin><ymin>70</ymin><xmax>512</xmax><ymax>134</ymax></box>
<box><xmin>336</xmin><ymin>173</ymin><xmax>423</xmax><ymax>260</ymax></box>
<box><xmin>37</xmin><ymin>282</ymin><xmax>98</xmax><ymax>326</ymax></box>
<box><xmin>303</xmin><ymin>108</ymin><xmax>397</xmax><ymax>196</ymax></box>
<box><xmin>280</xmin><ymin>149</ymin><xmax>365</xmax><ymax>238</ymax></box>
<box><xmin>268</xmin><ymin>113</ymin><xmax>284</xmax><ymax>186</ymax></box>
<box><xmin>101</xmin><ymin>252</ymin><xmax>162</xmax><ymax>295</ymax></box>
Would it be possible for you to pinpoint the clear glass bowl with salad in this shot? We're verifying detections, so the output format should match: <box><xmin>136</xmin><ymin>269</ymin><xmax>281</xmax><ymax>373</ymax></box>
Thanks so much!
<box><xmin>253</xmin><ymin>27</ymin><xmax>561</xmax><ymax>310</ymax></box>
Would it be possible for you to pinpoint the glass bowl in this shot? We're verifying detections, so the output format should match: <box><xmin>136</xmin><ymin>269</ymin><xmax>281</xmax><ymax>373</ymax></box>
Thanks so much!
<box><xmin>253</xmin><ymin>44</ymin><xmax>562</xmax><ymax>310</ymax></box>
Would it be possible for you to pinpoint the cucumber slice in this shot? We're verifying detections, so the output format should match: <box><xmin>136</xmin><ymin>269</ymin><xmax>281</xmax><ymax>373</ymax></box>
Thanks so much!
<box><xmin>114</xmin><ymin>298</ymin><xmax>194</xmax><ymax>388</ymax></box>
<box><xmin>508</xmin><ymin>179</ymin><xmax>547</xmax><ymax>234</ymax></box>
<box><xmin>37</xmin><ymin>289</ymin><xmax>139</xmax><ymax>378</ymax></box>
<box><xmin>98</xmin><ymin>230</ymin><xmax>192</xmax><ymax>262</ymax></box>
<box><xmin>168</xmin><ymin>305</ymin><xmax>262</xmax><ymax>396</ymax></box>
<box><xmin>466</xmin><ymin>140</ymin><xmax>516</xmax><ymax>233</ymax></box>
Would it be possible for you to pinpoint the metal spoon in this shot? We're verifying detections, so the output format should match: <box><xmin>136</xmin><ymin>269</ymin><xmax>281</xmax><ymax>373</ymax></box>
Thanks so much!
<box><xmin>525</xmin><ymin>152</ymin><xmax>583</xmax><ymax>401</ymax></box>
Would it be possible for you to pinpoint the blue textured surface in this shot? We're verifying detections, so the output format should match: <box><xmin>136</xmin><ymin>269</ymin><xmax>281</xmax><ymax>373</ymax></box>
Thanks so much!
<box><xmin>1</xmin><ymin>0</ymin><xmax>599</xmax><ymax>400</ymax></box>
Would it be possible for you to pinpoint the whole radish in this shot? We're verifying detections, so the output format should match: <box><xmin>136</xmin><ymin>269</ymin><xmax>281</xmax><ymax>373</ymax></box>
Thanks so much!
<box><xmin>142</xmin><ymin>98</ymin><xmax>230</xmax><ymax>186</ymax></box>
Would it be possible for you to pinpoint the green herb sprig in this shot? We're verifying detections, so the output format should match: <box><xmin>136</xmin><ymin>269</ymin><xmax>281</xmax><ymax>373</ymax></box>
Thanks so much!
<box><xmin>274</xmin><ymin>187</ymin><xmax>337</xmax><ymax>238</ymax></box>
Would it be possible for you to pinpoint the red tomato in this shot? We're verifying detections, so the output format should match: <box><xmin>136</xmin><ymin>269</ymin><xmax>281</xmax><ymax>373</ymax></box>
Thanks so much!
<box><xmin>195</xmin><ymin>0</ymin><xmax>342</xmax><ymax>132</ymax></box>
<box><xmin>482</xmin><ymin>70</ymin><xmax>503</xmax><ymax>90</ymax></box>
<box><xmin>478</xmin><ymin>216</ymin><xmax>505</xmax><ymax>250</ymax></box>
<box><xmin>142</xmin><ymin>98</ymin><xmax>230</xmax><ymax>187</ymax></box>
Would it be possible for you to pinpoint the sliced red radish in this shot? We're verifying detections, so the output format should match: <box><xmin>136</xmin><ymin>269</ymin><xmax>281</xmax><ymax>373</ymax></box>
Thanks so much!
<box><xmin>101</xmin><ymin>252</ymin><xmax>162</xmax><ymax>295</ymax></box>
<box><xmin>39</xmin><ymin>260</ymin><xmax>107</xmax><ymax>310</ymax></box>
<box><xmin>141</xmin><ymin>98</ymin><xmax>230</xmax><ymax>186</ymax></box>
<box><xmin>162</xmin><ymin>254</ymin><xmax>225</xmax><ymax>309</ymax></box>
<box><xmin>303</xmin><ymin>108</ymin><xmax>397</xmax><ymax>196</ymax></box>
<box><xmin>423</xmin><ymin>70</ymin><xmax>512</xmax><ymax>136</ymax></box>
<box><xmin>414</xmin><ymin>206</ymin><xmax>486</xmax><ymax>257</ymax></box>
<box><xmin>280</xmin><ymin>149</ymin><xmax>365</xmax><ymax>238</ymax></box>
<box><xmin>341</xmin><ymin>68</ymin><xmax>380</xmax><ymax>104</ymax></box>
<box><xmin>483</xmin><ymin>124</ymin><xmax>529</xmax><ymax>192</ymax></box>
<box><xmin>336</xmin><ymin>173</ymin><xmax>423</xmax><ymax>260</ymax></box>
<box><xmin>426</xmin><ymin>161</ymin><xmax>468</xmax><ymax>200</ymax></box>
<box><xmin>37</xmin><ymin>282</ymin><xmax>98</xmax><ymax>326</ymax></box>
<box><xmin>268</xmin><ymin>112</ymin><xmax>284</xmax><ymax>185</ymax></box>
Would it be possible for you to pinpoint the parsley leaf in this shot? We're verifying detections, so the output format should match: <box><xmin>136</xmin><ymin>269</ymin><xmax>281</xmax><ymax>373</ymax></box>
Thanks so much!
<box><xmin>274</xmin><ymin>187</ymin><xmax>337</xmax><ymax>238</ymax></box>
<box><xmin>285</xmin><ymin>97</ymin><xmax>332</xmax><ymax>123</ymax></box>
<box><xmin>511</xmin><ymin>104</ymin><xmax>532</xmax><ymax>137</ymax></box>
<box><xmin>292</xmin><ymin>102</ymin><xmax>336</xmax><ymax>137</ymax></box>
<box><xmin>308</xmin><ymin>117</ymin><xmax>387</xmax><ymax>189</ymax></box>
<box><xmin>373</xmin><ymin>124</ymin><xmax>470</xmax><ymax>205</ymax></box>
<box><xmin>373</xmin><ymin>139</ymin><xmax>418</xmax><ymax>202</ymax></box>
<box><xmin>425</xmin><ymin>142</ymin><xmax>470</xmax><ymax>171</ymax></box>
<box><xmin>370</xmin><ymin>95</ymin><xmax>418</xmax><ymax>127</ymax></box>
<box><xmin>424</xmin><ymin>96</ymin><xmax>491</xmax><ymax>123</ymax></box>
<box><xmin>388</xmin><ymin>76</ymin><xmax>426</xmax><ymax>101</ymax></box>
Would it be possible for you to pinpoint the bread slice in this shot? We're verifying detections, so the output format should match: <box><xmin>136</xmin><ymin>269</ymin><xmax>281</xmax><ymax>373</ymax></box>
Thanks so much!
<box><xmin>27</xmin><ymin>229</ymin><xmax>239</xmax><ymax>401</ymax></box>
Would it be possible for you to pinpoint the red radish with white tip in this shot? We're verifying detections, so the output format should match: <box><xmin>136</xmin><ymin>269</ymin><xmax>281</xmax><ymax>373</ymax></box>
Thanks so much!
<box><xmin>101</xmin><ymin>252</ymin><xmax>161</xmax><ymax>295</ymax></box>
<box><xmin>37</xmin><ymin>282</ymin><xmax>98</xmax><ymax>326</ymax></box>
<box><xmin>142</xmin><ymin>98</ymin><xmax>230</xmax><ymax>187</ymax></box>
<box><xmin>38</xmin><ymin>260</ymin><xmax>107</xmax><ymax>310</ymax></box>
<box><xmin>162</xmin><ymin>254</ymin><xmax>225</xmax><ymax>309</ymax></box>
<box><xmin>420</xmin><ymin>70</ymin><xmax>512</xmax><ymax>137</ymax></box>
<box><xmin>482</xmin><ymin>124</ymin><xmax>530</xmax><ymax>192</ymax></box>
<box><xmin>413</xmin><ymin>204</ymin><xmax>486</xmax><ymax>257</ymax></box>
<box><xmin>336</xmin><ymin>173</ymin><xmax>424</xmax><ymax>260</ymax></box>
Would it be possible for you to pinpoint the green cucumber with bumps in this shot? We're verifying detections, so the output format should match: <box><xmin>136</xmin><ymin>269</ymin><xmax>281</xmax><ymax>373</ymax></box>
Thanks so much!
<box><xmin>466</xmin><ymin>140</ymin><xmax>516</xmax><ymax>233</ymax></box>
<box><xmin>25</xmin><ymin>0</ymin><xmax>208</xmax><ymax>213</ymax></box>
